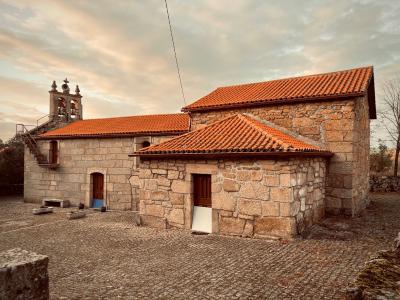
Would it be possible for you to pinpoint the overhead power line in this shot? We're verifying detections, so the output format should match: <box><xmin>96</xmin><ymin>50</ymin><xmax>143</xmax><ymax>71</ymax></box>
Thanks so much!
<box><xmin>164</xmin><ymin>0</ymin><xmax>186</xmax><ymax>105</ymax></box>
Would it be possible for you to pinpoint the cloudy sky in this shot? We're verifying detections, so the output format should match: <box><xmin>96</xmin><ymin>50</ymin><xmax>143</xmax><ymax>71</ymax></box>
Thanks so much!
<box><xmin>0</xmin><ymin>0</ymin><xmax>399</xmax><ymax>144</ymax></box>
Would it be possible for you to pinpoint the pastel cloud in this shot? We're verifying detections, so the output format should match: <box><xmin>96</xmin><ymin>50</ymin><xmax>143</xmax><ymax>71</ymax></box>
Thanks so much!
<box><xmin>0</xmin><ymin>0</ymin><xmax>399</xmax><ymax>145</ymax></box>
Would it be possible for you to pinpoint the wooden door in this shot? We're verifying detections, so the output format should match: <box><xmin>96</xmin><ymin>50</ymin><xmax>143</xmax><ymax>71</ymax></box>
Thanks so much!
<box><xmin>92</xmin><ymin>173</ymin><xmax>104</xmax><ymax>199</ymax></box>
<box><xmin>50</xmin><ymin>141</ymin><xmax>58</xmax><ymax>164</ymax></box>
<box><xmin>193</xmin><ymin>174</ymin><xmax>211</xmax><ymax>207</ymax></box>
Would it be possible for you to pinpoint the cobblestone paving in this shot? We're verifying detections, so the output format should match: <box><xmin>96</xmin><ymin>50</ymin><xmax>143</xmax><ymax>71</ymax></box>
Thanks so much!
<box><xmin>0</xmin><ymin>193</ymin><xmax>399</xmax><ymax>299</ymax></box>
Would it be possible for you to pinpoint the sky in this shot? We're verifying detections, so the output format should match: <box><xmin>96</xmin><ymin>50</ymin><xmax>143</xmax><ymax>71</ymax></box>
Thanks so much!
<box><xmin>0</xmin><ymin>0</ymin><xmax>399</xmax><ymax>145</ymax></box>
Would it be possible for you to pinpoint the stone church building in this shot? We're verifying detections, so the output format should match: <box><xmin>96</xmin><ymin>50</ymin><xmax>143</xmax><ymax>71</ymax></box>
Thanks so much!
<box><xmin>23</xmin><ymin>66</ymin><xmax>375</xmax><ymax>238</ymax></box>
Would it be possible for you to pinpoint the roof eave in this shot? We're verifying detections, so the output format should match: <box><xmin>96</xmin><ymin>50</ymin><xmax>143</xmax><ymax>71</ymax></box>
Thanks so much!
<box><xmin>182</xmin><ymin>93</ymin><xmax>365</xmax><ymax>113</ymax></box>
<box><xmin>129</xmin><ymin>151</ymin><xmax>333</xmax><ymax>159</ymax></box>
<box><xmin>37</xmin><ymin>130</ymin><xmax>189</xmax><ymax>140</ymax></box>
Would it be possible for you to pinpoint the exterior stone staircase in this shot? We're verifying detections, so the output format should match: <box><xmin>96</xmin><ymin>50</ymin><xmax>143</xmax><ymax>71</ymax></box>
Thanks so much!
<box><xmin>16</xmin><ymin>116</ymin><xmax>61</xmax><ymax>169</ymax></box>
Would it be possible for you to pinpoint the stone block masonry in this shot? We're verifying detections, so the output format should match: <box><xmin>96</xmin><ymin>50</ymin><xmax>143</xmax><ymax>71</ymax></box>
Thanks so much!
<box><xmin>190</xmin><ymin>96</ymin><xmax>370</xmax><ymax>216</ymax></box>
<box><xmin>0</xmin><ymin>248</ymin><xmax>49</xmax><ymax>300</ymax></box>
<box><xmin>24</xmin><ymin>135</ymin><xmax>176</xmax><ymax>210</ymax></box>
<box><xmin>135</xmin><ymin>157</ymin><xmax>327</xmax><ymax>239</ymax></box>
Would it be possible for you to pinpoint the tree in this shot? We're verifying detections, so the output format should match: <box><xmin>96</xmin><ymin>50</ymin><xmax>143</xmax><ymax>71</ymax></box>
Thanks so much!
<box><xmin>381</xmin><ymin>77</ymin><xmax>400</xmax><ymax>176</ymax></box>
<box><xmin>370</xmin><ymin>141</ymin><xmax>392</xmax><ymax>174</ymax></box>
<box><xmin>0</xmin><ymin>136</ymin><xmax>24</xmax><ymax>195</ymax></box>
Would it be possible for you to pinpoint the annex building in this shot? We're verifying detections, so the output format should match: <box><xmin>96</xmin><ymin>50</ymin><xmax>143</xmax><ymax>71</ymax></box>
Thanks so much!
<box><xmin>22</xmin><ymin>66</ymin><xmax>376</xmax><ymax>238</ymax></box>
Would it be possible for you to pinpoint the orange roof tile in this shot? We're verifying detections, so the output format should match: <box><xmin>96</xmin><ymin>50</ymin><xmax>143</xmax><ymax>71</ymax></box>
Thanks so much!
<box><xmin>183</xmin><ymin>66</ymin><xmax>375</xmax><ymax>116</ymax></box>
<box><xmin>134</xmin><ymin>114</ymin><xmax>331</xmax><ymax>157</ymax></box>
<box><xmin>40</xmin><ymin>113</ymin><xmax>190</xmax><ymax>139</ymax></box>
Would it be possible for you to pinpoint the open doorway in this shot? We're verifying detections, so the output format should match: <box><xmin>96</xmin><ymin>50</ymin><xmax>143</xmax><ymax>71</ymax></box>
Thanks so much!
<box><xmin>49</xmin><ymin>141</ymin><xmax>58</xmax><ymax>164</ymax></box>
<box><xmin>91</xmin><ymin>172</ymin><xmax>104</xmax><ymax>208</ymax></box>
<box><xmin>191</xmin><ymin>174</ymin><xmax>212</xmax><ymax>233</ymax></box>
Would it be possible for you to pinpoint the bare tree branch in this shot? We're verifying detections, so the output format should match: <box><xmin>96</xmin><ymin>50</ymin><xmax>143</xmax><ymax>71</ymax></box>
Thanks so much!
<box><xmin>380</xmin><ymin>77</ymin><xmax>400</xmax><ymax>175</ymax></box>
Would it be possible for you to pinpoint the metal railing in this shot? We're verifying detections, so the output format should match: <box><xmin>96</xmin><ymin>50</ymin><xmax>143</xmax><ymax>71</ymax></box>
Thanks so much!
<box><xmin>15</xmin><ymin>113</ymin><xmax>53</xmax><ymax>138</ymax></box>
<box><xmin>15</xmin><ymin>123</ymin><xmax>35</xmax><ymax>135</ymax></box>
<box><xmin>15</xmin><ymin>115</ymin><xmax>60</xmax><ymax>168</ymax></box>
<box><xmin>36</xmin><ymin>114</ymin><xmax>50</xmax><ymax>128</ymax></box>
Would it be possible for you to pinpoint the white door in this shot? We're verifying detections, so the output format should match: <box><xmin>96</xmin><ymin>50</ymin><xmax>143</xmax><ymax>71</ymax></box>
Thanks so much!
<box><xmin>192</xmin><ymin>206</ymin><xmax>212</xmax><ymax>233</ymax></box>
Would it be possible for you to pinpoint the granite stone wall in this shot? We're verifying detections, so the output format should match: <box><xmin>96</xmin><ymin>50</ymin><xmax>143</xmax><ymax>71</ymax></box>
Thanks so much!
<box><xmin>189</xmin><ymin>96</ymin><xmax>370</xmax><ymax>216</ymax></box>
<box><xmin>24</xmin><ymin>135</ymin><xmax>174</xmax><ymax>210</ymax></box>
<box><xmin>133</xmin><ymin>157</ymin><xmax>327</xmax><ymax>238</ymax></box>
<box><xmin>351</xmin><ymin>94</ymin><xmax>371</xmax><ymax>213</ymax></box>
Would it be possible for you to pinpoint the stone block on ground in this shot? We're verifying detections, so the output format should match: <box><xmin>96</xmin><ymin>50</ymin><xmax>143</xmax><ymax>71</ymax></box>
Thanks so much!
<box><xmin>68</xmin><ymin>211</ymin><xmax>86</xmax><ymax>220</ymax></box>
<box><xmin>33</xmin><ymin>207</ymin><xmax>54</xmax><ymax>215</ymax></box>
<box><xmin>132</xmin><ymin>211</ymin><xmax>141</xmax><ymax>226</ymax></box>
<box><xmin>0</xmin><ymin>248</ymin><xmax>49</xmax><ymax>300</ymax></box>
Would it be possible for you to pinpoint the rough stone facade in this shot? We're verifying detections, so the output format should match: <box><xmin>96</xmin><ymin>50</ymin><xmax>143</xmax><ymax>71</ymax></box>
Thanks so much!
<box><xmin>24</xmin><ymin>135</ymin><xmax>174</xmax><ymax>210</ymax></box>
<box><xmin>189</xmin><ymin>96</ymin><xmax>370</xmax><ymax>215</ymax></box>
<box><xmin>133</xmin><ymin>157</ymin><xmax>326</xmax><ymax>238</ymax></box>
<box><xmin>0</xmin><ymin>248</ymin><xmax>49</xmax><ymax>300</ymax></box>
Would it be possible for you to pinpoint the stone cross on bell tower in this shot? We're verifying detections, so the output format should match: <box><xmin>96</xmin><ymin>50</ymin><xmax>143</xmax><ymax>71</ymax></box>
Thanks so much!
<box><xmin>49</xmin><ymin>78</ymin><xmax>83</xmax><ymax>123</ymax></box>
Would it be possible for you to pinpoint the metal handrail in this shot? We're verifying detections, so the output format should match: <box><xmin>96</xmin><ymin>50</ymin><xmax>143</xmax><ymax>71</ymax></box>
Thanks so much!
<box><xmin>16</xmin><ymin>113</ymin><xmax>51</xmax><ymax>137</ymax></box>
<box><xmin>16</xmin><ymin>119</ymin><xmax>59</xmax><ymax>167</ymax></box>
<box><xmin>36</xmin><ymin>114</ymin><xmax>50</xmax><ymax>128</ymax></box>
<box><xmin>15</xmin><ymin>123</ymin><xmax>34</xmax><ymax>135</ymax></box>
<box><xmin>15</xmin><ymin>124</ymin><xmax>38</xmax><ymax>146</ymax></box>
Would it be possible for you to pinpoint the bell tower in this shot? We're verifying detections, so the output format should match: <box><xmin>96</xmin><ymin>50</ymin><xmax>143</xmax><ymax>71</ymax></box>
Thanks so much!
<box><xmin>49</xmin><ymin>78</ymin><xmax>83</xmax><ymax>123</ymax></box>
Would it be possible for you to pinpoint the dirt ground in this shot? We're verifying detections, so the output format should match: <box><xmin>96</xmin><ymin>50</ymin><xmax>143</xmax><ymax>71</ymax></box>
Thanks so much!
<box><xmin>0</xmin><ymin>193</ymin><xmax>399</xmax><ymax>299</ymax></box>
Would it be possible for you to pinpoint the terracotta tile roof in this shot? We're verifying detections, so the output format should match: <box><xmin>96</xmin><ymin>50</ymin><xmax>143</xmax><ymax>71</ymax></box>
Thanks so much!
<box><xmin>182</xmin><ymin>66</ymin><xmax>375</xmax><ymax>114</ymax></box>
<box><xmin>135</xmin><ymin>114</ymin><xmax>330</xmax><ymax>157</ymax></box>
<box><xmin>40</xmin><ymin>113</ymin><xmax>190</xmax><ymax>139</ymax></box>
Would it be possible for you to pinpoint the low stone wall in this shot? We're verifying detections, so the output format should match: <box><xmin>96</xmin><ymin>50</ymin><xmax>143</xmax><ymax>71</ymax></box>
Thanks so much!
<box><xmin>346</xmin><ymin>233</ymin><xmax>400</xmax><ymax>299</ymax></box>
<box><xmin>133</xmin><ymin>157</ymin><xmax>327</xmax><ymax>238</ymax></box>
<box><xmin>370</xmin><ymin>175</ymin><xmax>400</xmax><ymax>192</ymax></box>
<box><xmin>0</xmin><ymin>248</ymin><xmax>49</xmax><ymax>300</ymax></box>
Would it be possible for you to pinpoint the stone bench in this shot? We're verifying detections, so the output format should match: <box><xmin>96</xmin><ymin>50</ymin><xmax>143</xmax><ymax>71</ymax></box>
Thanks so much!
<box><xmin>42</xmin><ymin>198</ymin><xmax>70</xmax><ymax>208</ymax></box>
<box><xmin>0</xmin><ymin>248</ymin><xmax>49</xmax><ymax>300</ymax></box>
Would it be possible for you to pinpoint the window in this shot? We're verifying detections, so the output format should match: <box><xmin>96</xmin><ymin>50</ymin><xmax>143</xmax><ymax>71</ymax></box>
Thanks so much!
<box><xmin>142</xmin><ymin>141</ymin><xmax>150</xmax><ymax>148</ymax></box>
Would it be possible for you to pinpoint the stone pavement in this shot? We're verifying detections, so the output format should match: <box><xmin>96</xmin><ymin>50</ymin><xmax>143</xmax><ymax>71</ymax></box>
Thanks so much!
<box><xmin>0</xmin><ymin>193</ymin><xmax>399</xmax><ymax>299</ymax></box>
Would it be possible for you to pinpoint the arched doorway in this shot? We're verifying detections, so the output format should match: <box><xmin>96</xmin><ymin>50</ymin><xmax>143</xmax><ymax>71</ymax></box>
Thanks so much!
<box><xmin>91</xmin><ymin>172</ymin><xmax>104</xmax><ymax>208</ymax></box>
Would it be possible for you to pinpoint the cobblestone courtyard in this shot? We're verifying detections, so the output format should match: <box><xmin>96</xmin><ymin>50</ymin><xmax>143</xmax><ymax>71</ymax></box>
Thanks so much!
<box><xmin>0</xmin><ymin>193</ymin><xmax>399</xmax><ymax>299</ymax></box>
